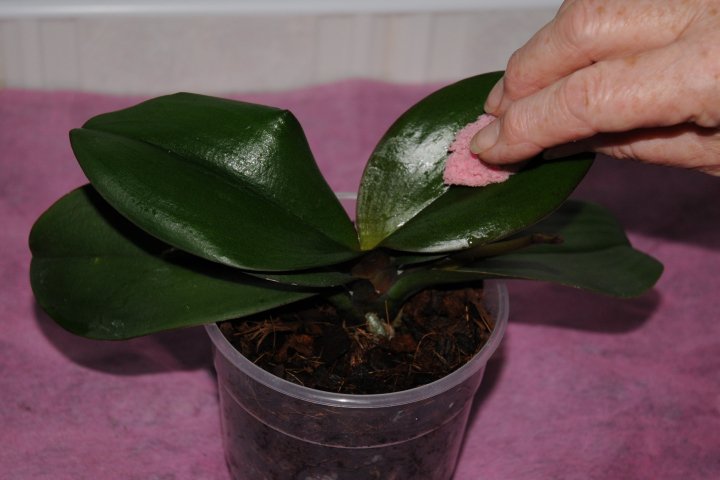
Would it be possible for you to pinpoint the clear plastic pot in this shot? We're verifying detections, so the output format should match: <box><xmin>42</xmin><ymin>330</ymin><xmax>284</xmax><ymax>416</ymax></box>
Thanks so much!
<box><xmin>205</xmin><ymin>281</ymin><xmax>508</xmax><ymax>480</ymax></box>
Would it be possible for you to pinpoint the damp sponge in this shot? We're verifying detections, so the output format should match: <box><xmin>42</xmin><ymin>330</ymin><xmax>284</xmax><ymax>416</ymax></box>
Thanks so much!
<box><xmin>443</xmin><ymin>114</ymin><xmax>515</xmax><ymax>187</ymax></box>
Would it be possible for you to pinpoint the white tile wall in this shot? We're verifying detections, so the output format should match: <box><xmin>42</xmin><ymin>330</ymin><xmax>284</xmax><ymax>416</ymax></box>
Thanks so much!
<box><xmin>0</xmin><ymin>8</ymin><xmax>558</xmax><ymax>93</ymax></box>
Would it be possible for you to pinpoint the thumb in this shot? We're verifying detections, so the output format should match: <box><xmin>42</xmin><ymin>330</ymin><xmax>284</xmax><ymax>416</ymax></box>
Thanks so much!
<box><xmin>544</xmin><ymin>125</ymin><xmax>720</xmax><ymax>175</ymax></box>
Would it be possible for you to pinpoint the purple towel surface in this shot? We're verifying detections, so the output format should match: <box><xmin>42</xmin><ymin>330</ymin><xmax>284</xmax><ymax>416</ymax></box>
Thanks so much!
<box><xmin>1</xmin><ymin>81</ymin><xmax>719</xmax><ymax>479</ymax></box>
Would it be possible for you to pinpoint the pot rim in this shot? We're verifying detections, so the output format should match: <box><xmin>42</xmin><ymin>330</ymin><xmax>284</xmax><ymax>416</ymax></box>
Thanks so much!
<box><xmin>205</xmin><ymin>280</ymin><xmax>508</xmax><ymax>408</ymax></box>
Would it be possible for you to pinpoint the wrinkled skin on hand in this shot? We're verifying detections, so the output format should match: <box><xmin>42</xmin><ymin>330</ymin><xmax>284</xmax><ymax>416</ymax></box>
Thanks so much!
<box><xmin>471</xmin><ymin>0</ymin><xmax>720</xmax><ymax>176</ymax></box>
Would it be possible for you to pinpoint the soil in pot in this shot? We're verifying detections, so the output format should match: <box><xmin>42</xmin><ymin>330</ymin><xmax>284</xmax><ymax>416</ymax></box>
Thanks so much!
<box><xmin>218</xmin><ymin>285</ymin><xmax>495</xmax><ymax>395</ymax></box>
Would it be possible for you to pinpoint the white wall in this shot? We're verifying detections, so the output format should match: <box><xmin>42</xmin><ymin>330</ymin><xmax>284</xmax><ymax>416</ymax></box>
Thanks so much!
<box><xmin>0</xmin><ymin>1</ymin><xmax>561</xmax><ymax>93</ymax></box>
<box><xmin>0</xmin><ymin>1</ymin><xmax>563</xmax><ymax>16</ymax></box>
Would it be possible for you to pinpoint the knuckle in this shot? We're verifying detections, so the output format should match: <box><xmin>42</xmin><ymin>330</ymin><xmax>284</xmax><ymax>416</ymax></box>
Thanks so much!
<box><xmin>559</xmin><ymin>70</ymin><xmax>603</xmax><ymax>133</ymax></box>
<box><xmin>503</xmin><ymin>49</ymin><xmax>527</xmax><ymax>98</ymax></box>
<box><xmin>558</xmin><ymin>0</ymin><xmax>576</xmax><ymax>14</ymax></box>
<box><xmin>501</xmin><ymin>104</ymin><xmax>538</xmax><ymax>147</ymax></box>
<box><xmin>691</xmin><ymin>132</ymin><xmax>720</xmax><ymax>173</ymax></box>
<box><xmin>708</xmin><ymin>131</ymin><xmax>720</xmax><ymax>157</ymax></box>
<box><xmin>559</xmin><ymin>0</ymin><xmax>605</xmax><ymax>48</ymax></box>
<box><xmin>505</xmin><ymin>49</ymin><xmax>522</xmax><ymax>79</ymax></box>
<box><xmin>605</xmin><ymin>144</ymin><xmax>637</xmax><ymax>161</ymax></box>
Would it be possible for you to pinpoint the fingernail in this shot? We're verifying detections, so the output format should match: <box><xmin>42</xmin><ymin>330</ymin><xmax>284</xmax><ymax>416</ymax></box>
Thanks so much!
<box><xmin>484</xmin><ymin>78</ymin><xmax>504</xmax><ymax>114</ymax></box>
<box><xmin>470</xmin><ymin>120</ymin><xmax>501</xmax><ymax>155</ymax></box>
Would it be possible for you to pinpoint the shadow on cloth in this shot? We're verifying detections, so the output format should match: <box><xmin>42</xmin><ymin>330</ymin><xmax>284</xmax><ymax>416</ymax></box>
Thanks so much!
<box><xmin>34</xmin><ymin>302</ymin><xmax>215</xmax><ymax>375</ymax></box>
<box><xmin>505</xmin><ymin>280</ymin><xmax>662</xmax><ymax>333</ymax></box>
<box><xmin>456</xmin><ymin>279</ymin><xmax>660</xmax><ymax>459</ymax></box>
<box><xmin>574</xmin><ymin>156</ymin><xmax>720</xmax><ymax>249</ymax></box>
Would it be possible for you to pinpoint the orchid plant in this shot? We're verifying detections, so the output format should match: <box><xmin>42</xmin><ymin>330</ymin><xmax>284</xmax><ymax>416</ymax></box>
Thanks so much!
<box><xmin>30</xmin><ymin>72</ymin><xmax>662</xmax><ymax>340</ymax></box>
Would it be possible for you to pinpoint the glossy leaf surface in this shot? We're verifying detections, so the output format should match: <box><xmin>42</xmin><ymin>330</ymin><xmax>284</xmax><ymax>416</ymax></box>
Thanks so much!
<box><xmin>71</xmin><ymin>93</ymin><xmax>359</xmax><ymax>271</ymax></box>
<box><xmin>388</xmin><ymin>201</ymin><xmax>663</xmax><ymax>301</ymax></box>
<box><xmin>357</xmin><ymin>72</ymin><xmax>593</xmax><ymax>252</ymax></box>
<box><xmin>247</xmin><ymin>269</ymin><xmax>354</xmax><ymax>288</ymax></box>
<box><xmin>30</xmin><ymin>187</ymin><xmax>313</xmax><ymax>339</ymax></box>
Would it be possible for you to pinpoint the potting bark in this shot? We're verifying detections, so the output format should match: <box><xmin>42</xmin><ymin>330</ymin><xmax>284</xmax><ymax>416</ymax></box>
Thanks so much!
<box><xmin>219</xmin><ymin>286</ymin><xmax>494</xmax><ymax>395</ymax></box>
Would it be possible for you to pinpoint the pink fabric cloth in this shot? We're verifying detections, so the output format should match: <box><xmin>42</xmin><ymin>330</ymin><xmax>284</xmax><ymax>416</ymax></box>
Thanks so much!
<box><xmin>1</xmin><ymin>82</ymin><xmax>719</xmax><ymax>479</ymax></box>
<box><xmin>443</xmin><ymin>114</ymin><xmax>515</xmax><ymax>187</ymax></box>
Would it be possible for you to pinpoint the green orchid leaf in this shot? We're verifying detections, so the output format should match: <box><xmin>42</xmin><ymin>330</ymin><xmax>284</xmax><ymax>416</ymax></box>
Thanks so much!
<box><xmin>392</xmin><ymin>251</ymin><xmax>448</xmax><ymax>268</ymax></box>
<box><xmin>388</xmin><ymin>201</ymin><xmax>662</xmax><ymax>302</ymax></box>
<box><xmin>247</xmin><ymin>269</ymin><xmax>354</xmax><ymax>288</ymax></box>
<box><xmin>249</xmin><ymin>250</ymin><xmax>451</xmax><ymax>287</ymax></box>
<box><xmin>30</xmin><ymin>186</ymin><xmax>313</xmax><ymax>339</ymax></box>
<box><xmin>357</xmin><ymin>72</ymin><xmax>592</xmax><ymax>252</ymax></box>
<box><xmin>71</xmin><ymin>93</ymin><xmax>359</xmax><ymax>271</ymax></box>
<box><xmin>249</xmin><ymin>250</ymin><xmax>449</xmax><ymax>287</ymax></box>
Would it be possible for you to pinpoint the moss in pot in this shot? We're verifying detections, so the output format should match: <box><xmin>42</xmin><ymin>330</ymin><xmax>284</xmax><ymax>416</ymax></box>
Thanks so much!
<box><xmin>29</xmin><ymin>72</ymin><xmax>662</xmax><ymax>480</ymax></box>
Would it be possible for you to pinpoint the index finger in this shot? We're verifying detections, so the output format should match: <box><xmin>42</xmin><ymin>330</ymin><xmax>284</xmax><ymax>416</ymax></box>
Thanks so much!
<box><xmin>487</xmin><ymin>0</ymin><xmax>695</xmax><ymax>114</ymax></box>
<box><xmin>474</xmin><ymin>41</ymin><xmax>713</xmax><ymax>164</ymax></box>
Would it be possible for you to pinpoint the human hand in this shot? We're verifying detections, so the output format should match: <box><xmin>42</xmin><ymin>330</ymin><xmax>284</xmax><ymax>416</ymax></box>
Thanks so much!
<box><xmin>470</xmin><ymin>0</ymin><xmax>720</xmax><ymax>175</ymax></box>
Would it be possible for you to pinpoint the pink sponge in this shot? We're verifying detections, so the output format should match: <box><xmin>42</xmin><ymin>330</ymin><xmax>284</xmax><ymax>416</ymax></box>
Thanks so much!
<box><xmin>443</xmin><ymin>114</ymin><xmax>515</xmax><ymax>187</ymax></box>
